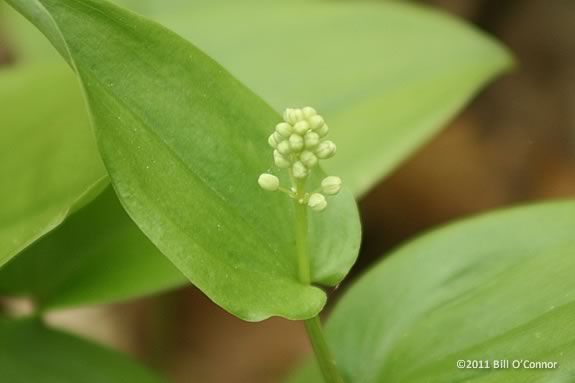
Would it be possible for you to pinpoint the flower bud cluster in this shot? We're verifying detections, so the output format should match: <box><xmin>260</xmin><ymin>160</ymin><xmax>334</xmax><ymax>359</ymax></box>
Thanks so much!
<box><xmin>268</xmin><ymin>107</ymin><xmax>336</xmax><ymax>179</ymax></box>
<box><xmin>258</xmin><ymin>107</ymin><xmax>342</xmax><ymax>212</ymax></box>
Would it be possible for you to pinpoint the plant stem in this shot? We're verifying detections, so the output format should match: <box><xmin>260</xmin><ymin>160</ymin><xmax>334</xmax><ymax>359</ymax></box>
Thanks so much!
<box><xmin>304</xmin><ymin>316</ymin><xmax>345</xmax><ymax>383</ymax></box>
<box><xmin>293</xmin><ymin>190</ymin><xmax>345</xmax><ymax>383</ymax></box>
<box><xmin>294</xmin><ymin>200</ymin><xmax>311</xmax><ymax>285</ymax></box>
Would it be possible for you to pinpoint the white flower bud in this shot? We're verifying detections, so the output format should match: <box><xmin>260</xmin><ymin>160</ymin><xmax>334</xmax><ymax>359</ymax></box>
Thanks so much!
<box><xmin>289</xmin><ymin>133</ymin><xmax>304</xmax><ymax>152</ymax></box>
<box><xmin>304</xmin><ymin>131</ymin><xmax>320</xmax><ymax>148</ymax></box>
<box><xmin>315</xmin><ymin>140</ymin><xmax>336</xmax><ymax>159</ymax></box>
<box><xmin>300</xmin><ymin>150</ymin><xmax>318</xmax><ymax>168</ymax></box>
<box><xmin>308</xmin><ymin>193</ymin><xmax>327</xmax><ymax>211</ymax></box>
<box><xmin>258</xmin><ymin>173</ymin><xmax>279</xmax><ymax>191</ymax></box>
<box><xmin>277</xmin><ymin>140</ymin><xmax>291</xmax><ymax>155</ymax></box>
<box><xmin>308</xmin><ymin>115</ymin><xmax>324</xmax><ymax>130</ymax></box>
<box><xmin>292</xmin><ymin>161</ymin><xmax>308</xmax><ymax>179</ymax></box>
<box><xmin>302</xmin><ymin>106</ymin><xmax>317</xmax><ymax>118</ymax></box>
<box><xmin>274</xmin><ymin>150</ymin><xmax>291</xmax><ymax>168</ymax></box>
<box><xmin>321</xmin><ymin>176</ymin><xmax>342</xmax><ymax>195</ymax></box>
<box><xmin>316</xmin><ymin>124</ymin><xmax>329</xmax><ymax>137</ymax></box>
<box><xmin>293</xmin><ymin>120</ymin><xmax>310</xmax><ymax>135</ymax></box>
<box><xmin>284</xmin><ymin>108</ymin><xmax>304</xmax><ymax>124</ymax></box>
<box><xmin>276</xmin><ymin>122</ymin><xmax>293</xmax><ymax>138</ymax></box>
<box><xmin>292</xmin><ymin>109</ymin><xmax>304</xmax><ymax>122</ymax></box>
<box><xmin>268</xmin><ymin>134</ymin><xmax>278</xmax><ymax>148</ymax></box>
<box><xmin>283</xmin><ymin>108</ymin><xmax>295</xmax><ymax>124</ymax></box>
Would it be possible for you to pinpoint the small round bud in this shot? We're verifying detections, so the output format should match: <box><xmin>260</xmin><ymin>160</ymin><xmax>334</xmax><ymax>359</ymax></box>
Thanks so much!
<box><xmin>321</xmin><ymin>176</ymin><xmax>342</xmax><ymax>195</ymax></box>
<box><xmin>283</xmin><ymin>108</ymin><xmax>295</xmax><ymax>124</ymax></box>
<box><xmin>274</xmin><ymin>150</ymin><xmax>291</xmax><ymax>168</ymax></box>
<box><xmin>277</xmin><ymin>140</ymin><xmax>291</xmax><ymax>155</ymax></box>
<box><xmin>258</xmin><ymin>173</ymin><xmax>279</xmax><ymax>191</ymax></box>
<box><xmin>292</xmin><ymin>161</ymin><xmax>308</xmax><ymax>179</ymax></box>
<box><xmin>292</xmin><ymin>109</ymin><xmax>304</xmax><ymax>122</ymax></box>
<box><xmin>275</xmin><ymin>122</ymin><xmax>293</xmax><ymax>138</ymax></box>
<box><xmin>315</xmin><ymin>140</ymin><xmax>336</xmax><ymax>159</ymax></box>
<box><xmin>302</xmin><ymin>106</ymin><xmax>317</xmax><ymax>118</ymax></box>
<box><xmin>308</xmin><ymin>193</ymin><xmax>327</xmax><ymax>211</ymax></box>
<box><xmin>304</xmin><ymin>131</ymin><xmax>320</xmax><ymax>148</ymax></box>
<box><xmin>268</xmin><ymin>134</ymin><xmax>278</xmax><ymax>148</ymax></box>
<box><xmin>284</xmin><ymin>108</ymin><xmax>304</xmax><ymax>124</ymax></box>
<box><xmin>300</xmin><ymin>150</ymin><xmax>318</xmax><ymax>168</ymax></box>
<box><xmin>316</xmin><ymin>124</ymin><xmax>329</xmax><ymax>137</ymax></box>
<box><xmin>289</xmin><ymin>134</ymin><xmax>304</xmax><ymax>151</ymax></box>
<box><xmin>308</xmin><ymin>115</ymin><xmax>325</xmax><ymax>130</ymax></box>
<box><xmin>293</xmin><ymin>120</ymin><xmax>310</xmax><ymax>135</ymax></box>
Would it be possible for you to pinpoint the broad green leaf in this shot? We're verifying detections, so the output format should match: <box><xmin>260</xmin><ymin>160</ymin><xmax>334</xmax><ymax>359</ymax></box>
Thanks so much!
<box><xmin>5</xmin><ymin>1</ymin><xmax>512</xmax><ymax>196</ymax></box>
<box><xmin>290</xmin><ymin>200</ymin><xmax>575</xmax><ymax>383</ymax></box>
<box><xmin>0</xmin><ymin>317</ymin><xmax>166</xmax><ymax>383</ymax></box>
<box><xmin>2</xmin><ymin>0</ymin><xmax>508</xmax><ymax>312</ymax></box>
<box><xmin>0</xmin><ymin>65</ymin><xmax>106</xmax><ymax>268</ymax></box>
<box><xmin>7</xmin><ymin>0</ymin><xmax>361</xmax><ymax>321</ymax></box>
<box><xmin>0</xmin><ymin>187</ymin><xmax>186</xmax><ymax>309</ymax></box>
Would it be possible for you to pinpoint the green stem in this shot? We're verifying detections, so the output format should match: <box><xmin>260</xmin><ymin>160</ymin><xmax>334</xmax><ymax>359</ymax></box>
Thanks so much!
<box><xmin>304</xmin><ymin>316</ymin><xmax>345</xmax><ymax>383</ymax></box>
<box><xmin>293</xmin><ymin>188</ymin><xmax>345</xmax><ymax>383</ymax></box>
<box><xmin>294</xmin><ymin>200</ymin><xmax>311</xmax><ymax>285</ymax></box>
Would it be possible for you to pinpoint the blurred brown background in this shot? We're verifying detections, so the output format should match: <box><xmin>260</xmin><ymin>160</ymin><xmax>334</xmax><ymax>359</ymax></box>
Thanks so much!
<box><xmin>1</xmin><ymin>0</ymin><xmax>574</xmax><ymax>382</ymax></box>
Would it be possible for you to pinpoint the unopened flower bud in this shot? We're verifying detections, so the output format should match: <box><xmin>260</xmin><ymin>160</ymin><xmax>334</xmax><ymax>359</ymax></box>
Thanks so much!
<box><xmin>268</xmin><ymin>134</ymin><xmax>278</xmax><ymax>148</ymax></box>
<box><xmin>308</xmin><ymin>193</ymin><xmax>327</xmax><ymax>211</ymax></box>
<box><xmin>321</xmin><ymin>176</ymin><xmax>342</xmax><ymax>195</ymax></box>
<box><xmin>316</xmin><ymin>124</ymin><xmax>329</xmax><ymax>137</ymax></box>
<box><xmin>284</xmin><ymin>108</ymin><xmax>304</xmax><ymax>124</ymax></box>
<box><xmin>292</xmin><ymin>109</ymin><xmax>304</xmax><ymax>122</ymax></box>
<box><xmin>294</xmin><ymin>120</ymin><xmax>310</xmax><ymax>135</ymax></box>
<box><xmin>276</xmin><ymin>122</ymin><xmax>293</xmax><ymax>138</ymax></box>
<box><xmin>277</xmin><ymin>140</ymin><xmax>291</xmax><ymax>155</ymax></box>
<box><xmin>302</xmin><ymin>106</ymin><xmax>317</xmax><ymax>118</ymax></box>
<box><xmin>258</xmin><ymin>173</ymin><xmax>279</xmax><ymax>191</ymax></box>
<box><xmin>292</xmin><ymin>161</ymin><xmax>308</xmax><ymax>179</ymax></box>
<box><xmin>274</xmin><ymin>150</ymin><xmax>291</xmax><ymax>168</ymax></box>
<box><xmin>308</xmin><ymin>115</ymin><xmax>324</xmax><ymax>130</ymax></box>
<box><xmin>289</xmin><ymin>134</ymin><xmax>304</xmax><ymax>151</ymax></box>
<box><xmin>315</xmin><ymin>140</ymin><xmax>336</xmax><ymax>159</ymax></box>
<box><xmin>283</xmin><ymin>108</ymin><xmax>295</xmax><ymax>124</ymax></box>
<box><xmin>300</xmin><ymin>150</ymin><xmax>318</xmax><ymax>168</ymax></box>
<box><xmin>304</xmin><ymin>131</ymin><xmax>320</xmax><ymax>148</ymax></box>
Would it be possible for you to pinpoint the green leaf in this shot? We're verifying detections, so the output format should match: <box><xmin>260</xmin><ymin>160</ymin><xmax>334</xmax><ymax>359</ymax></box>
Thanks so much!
<box><xmin>290</xmin><ymin>201</ymin><xmax>575</xmax><ymax>382</ymax></box>
<box><xmin>0</xmin><ymin>187</ymin><xmax>186</xmax><ymax>309</ymax></box>
<box><xmin>0</xmin><ymin>64</ymin><xmax>106</xmax><ymax>268</ymax></box>
<box><xmin>7</xmin><ymin>0</ymin><xmax>361</xmax><ymax>321</ymax></box>
<box><xmin>0</xmin><ymin>317</ymin><xmax>166</xmax><ymax>383</ymax></box>
<box><xmin>5</xmin><ymin>1</ymin><xmax>512</xmax><ymax>196</ymax></box>
<box><xmin>3</xmin><ymin>0</ymin><xmax>508</xmax><ymax>313</ymax></box>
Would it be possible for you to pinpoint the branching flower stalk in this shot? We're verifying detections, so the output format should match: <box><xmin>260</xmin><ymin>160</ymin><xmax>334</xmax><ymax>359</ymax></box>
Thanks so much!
<box><xmin>258</xmin><ymin>107</ymin><xmax>345</xmax><ymax>383</ymax></box>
